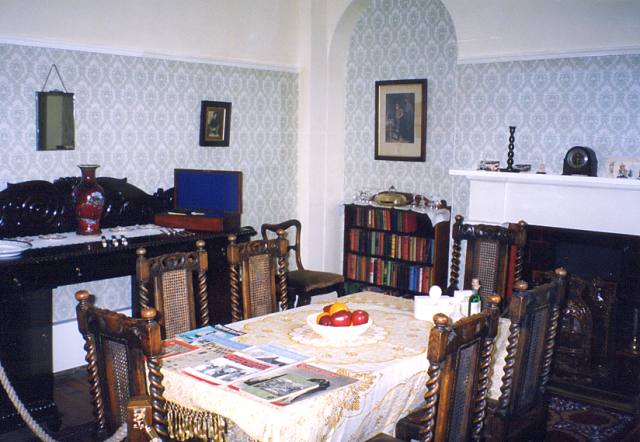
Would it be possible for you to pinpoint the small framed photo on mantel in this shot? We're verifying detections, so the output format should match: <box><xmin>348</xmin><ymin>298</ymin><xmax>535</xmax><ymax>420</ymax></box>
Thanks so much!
<box><xmin>375</xmin><ymin>79</ymin><xmax>427</xmax><ymax>162</ymax></box>
<box><xmin>199</xmin><ymin>100</ymin><xmax>231</xmax><ymax>146</ymax></box>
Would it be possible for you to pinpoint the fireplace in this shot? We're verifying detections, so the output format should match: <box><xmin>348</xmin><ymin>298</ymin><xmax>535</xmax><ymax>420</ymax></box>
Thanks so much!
<box><xmin>450</xmin><ymin>169</ymin><xmax>640</xmax><ymax>414</ymax></box>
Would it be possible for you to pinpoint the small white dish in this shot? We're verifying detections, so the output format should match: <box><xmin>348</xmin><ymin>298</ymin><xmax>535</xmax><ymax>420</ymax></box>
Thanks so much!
<box><xmin>306</xmin><ymin>313</ymin><xmax>372</xmax><ymax>341</ymax></box>
<box><xmin>0</xmin><ymin>240</ymin><xmax>32</xmax><ymax>258</ymax></box>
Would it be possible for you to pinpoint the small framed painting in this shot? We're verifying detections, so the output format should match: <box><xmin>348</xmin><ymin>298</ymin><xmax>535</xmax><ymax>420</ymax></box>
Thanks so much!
<box><xmin>375</xmin><ymin>79</ymin><xmax>427</xmax><ymax>162</ymax></box>
<box><xmin>199</xmin><ymin>101</ymin><xmax>231</xmax><ymax>146</ymax></box>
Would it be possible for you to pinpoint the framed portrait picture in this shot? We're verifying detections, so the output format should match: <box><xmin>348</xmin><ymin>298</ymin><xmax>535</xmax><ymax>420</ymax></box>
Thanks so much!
<box><xmin>375</xmin><ymin>79</ymin><xmax>427</xmax><ymax>162</ymax></box>
<box><xmin>199</xmin><ymin>101</ymin><xmax>231</xmax><ymax>146</ymax></box>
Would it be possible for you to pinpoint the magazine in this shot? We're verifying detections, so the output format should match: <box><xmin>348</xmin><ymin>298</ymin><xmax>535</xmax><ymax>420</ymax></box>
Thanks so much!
<box><xmin>175</xmin><ymin>325</ymin><xmax>243</xmax><ymax>345</ymax></box>
<box><xmin>161</xmin><ymin>339</ymin><xmax>198</xmax><ymax>359</ymax></box>
<box><xmin>233</xmin><ymin>363</ymin><xmax>359</xmax><ymax>405</ymax></box>
<box><xmin>163</xmin><ymin>339</ymin><xmax>250</xmax><ymax>371</ymax></box>
<box><xmin>238</xmin><ymin>344</ymin><xmax>311</xmax><ymax>367</ymax></box>
<box><xmin>213</xmin><ymin>323</ymin><xmax>245</xmax><ymax>337</ymax></box>
<box><xmin>183</xmin><ymin>353</ymin><xmax>275</xmax><ymax>386</ymax></box>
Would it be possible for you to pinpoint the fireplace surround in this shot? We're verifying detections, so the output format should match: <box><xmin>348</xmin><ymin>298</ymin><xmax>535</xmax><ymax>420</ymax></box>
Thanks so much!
<box><xmin>451</xmin><ymin>169</ymin><xmax>640</xmax><ymax>414</ymax></box>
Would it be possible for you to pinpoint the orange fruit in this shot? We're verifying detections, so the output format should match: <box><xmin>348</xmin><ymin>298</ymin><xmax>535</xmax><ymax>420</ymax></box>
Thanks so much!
<box><xmin>316</xmin><ymin>312</ymin><xmax>330</xmax><ymax>323</ymax></box>
<box><xmin>328</xmin><ymin>302</ymin><xmax>349</xmax><ymax>315</ymax></box>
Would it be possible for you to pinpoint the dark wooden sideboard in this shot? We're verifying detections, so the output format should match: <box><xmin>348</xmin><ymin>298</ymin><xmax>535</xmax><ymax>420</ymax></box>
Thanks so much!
<box><xmin>0</xmin><ymin>176</ymin><xmax>254</xmax><ymax>433</ymax></box>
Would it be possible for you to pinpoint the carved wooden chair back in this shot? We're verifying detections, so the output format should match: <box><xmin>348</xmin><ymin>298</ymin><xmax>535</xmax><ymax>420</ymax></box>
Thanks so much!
<box><xmin>136</xmin><ymin>240</ymin><xmax>209</xmax><ymax>339</ymax></box>
<box><xmin>75</xmin><ymin>290</ymin><xmax>168</xmax><ymax>440</ymax></box>
<box><xmin>417</xmin><ymin>296</ymin><xmax>501</xmax><ymax>441</ymax></box>
<box><xmin>261</xmin><ymin>219</ymin><xmax>345</xmax><ymax>307</ymax></box>
<box><xmin>449</xmin><ymin>214</ymin><xmax>527</xmax><ymax>305</ymax></box>
<box><xmin>227</xmin><ymin>231</ymin><xmax>289</xmax><ymax>321</ymax></box>
<box><xmin>496</xmin><ymin>269</ymin><xmax>567</xmax><ymax>416</ymax></box>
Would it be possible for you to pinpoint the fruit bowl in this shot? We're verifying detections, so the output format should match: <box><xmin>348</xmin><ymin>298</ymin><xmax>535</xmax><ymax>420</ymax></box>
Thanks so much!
<box><xmin>306</xmin><ymin>313</ymin><xmax>372</xmax><ymax>341</ymax></box>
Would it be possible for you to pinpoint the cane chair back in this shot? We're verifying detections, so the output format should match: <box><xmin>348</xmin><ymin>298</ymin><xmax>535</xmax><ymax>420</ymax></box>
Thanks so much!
<box><xmin>75</xmin><ymin>290</ymin><xmax>167</xmax><ymax>440</ymax></box>
<box><xmin>484</xmin><ymin>268</ymin><xmax>568</xmax><ymax>441</ymax></box>
<box><xmin>227</xmin><ymin>230</ymin><xmax>289</xmax><ymax>321</ymax></box>
<box><xmin>136</xmin><ymin>240</ymin><xmax>209</xmax><ymax>339</ymax></box>
<box><xmin>388</xmin><ymin>295</ymin><xmax>502</xmax><ymax>442</ymax></box>
<box><xmin>449</xmin><ymin>215</ymin><xmax>527</xmax><ymax>305</ymax></box>
<box><xmin>261</xmin><ymin>219</ymin><xmax>345</xmax><ymax>307</ymax></box>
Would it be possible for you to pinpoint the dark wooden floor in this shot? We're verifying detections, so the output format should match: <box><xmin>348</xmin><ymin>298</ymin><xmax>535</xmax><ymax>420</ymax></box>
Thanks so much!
<box><xmin>0</xmin><ymin>366</ymin><xmax>94</xmax><ymax>442</ymax></box>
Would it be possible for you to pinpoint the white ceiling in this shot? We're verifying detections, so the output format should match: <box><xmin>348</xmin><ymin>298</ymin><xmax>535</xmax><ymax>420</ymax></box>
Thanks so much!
<box><xmin>442</xmin><ymin>0</ymin><xmax>640</xmax><ymax>62</ymax></box>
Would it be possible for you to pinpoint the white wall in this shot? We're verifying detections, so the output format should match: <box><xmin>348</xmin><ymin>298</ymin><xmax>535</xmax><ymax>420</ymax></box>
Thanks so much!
<box><xmin>0</xmin><ymin>0</ymin><xmax>301</xmax><ymax>69</ymax></box>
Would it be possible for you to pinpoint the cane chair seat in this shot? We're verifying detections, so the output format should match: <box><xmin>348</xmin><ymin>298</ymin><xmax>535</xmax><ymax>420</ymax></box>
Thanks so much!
<box><xmin>75</xmin><ymin>290</ymin><xmax>168</xmax><ymax>440</ymax></box>
<box><xmin>368</xmin><ymin>295</ymin><xmax>502</xmax><ymax>442</ymax></box>
<box><xmin>227</xmin><ymin>230</ymin><xmax>289</xmax><ymax>321</ymax></box>
<box><xmin>448</xmin><ymin>214</ymin><xmax>527</xmax><ymax>307</ymax></box>
<box><xmin>484</xmin><ymin>268</ymin><xmax>568</xmax><ymax>442</ymax></box>
<box><xmin>136</xmin><ymin>240</ymin><xmax>209</xmax><ymax>339</ymax></box>
<box><xmin>261</xmin><ymin>219</ymin><xmax>345</xmax><ymax>307</ymax></box>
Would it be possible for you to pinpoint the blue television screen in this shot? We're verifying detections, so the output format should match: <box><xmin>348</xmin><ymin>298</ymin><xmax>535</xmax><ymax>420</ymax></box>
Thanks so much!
<box><xmin>174</xmin><ymin>169</ymin><xmax>242</xmax><ymax>214</ymax></box>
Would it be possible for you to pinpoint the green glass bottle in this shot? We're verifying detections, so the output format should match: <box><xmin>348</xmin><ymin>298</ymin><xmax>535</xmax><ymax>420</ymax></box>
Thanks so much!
<box><xmin>468</xmin><ymin>278</ymin><xmax>481</xmax><ymax>316</ymax></box>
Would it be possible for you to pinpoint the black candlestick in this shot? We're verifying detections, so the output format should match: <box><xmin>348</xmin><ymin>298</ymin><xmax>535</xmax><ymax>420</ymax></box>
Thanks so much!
<box><xmin>500</xmin><ymin>126</ymin><xmax>520</xmax><ymax>173</ymax></box>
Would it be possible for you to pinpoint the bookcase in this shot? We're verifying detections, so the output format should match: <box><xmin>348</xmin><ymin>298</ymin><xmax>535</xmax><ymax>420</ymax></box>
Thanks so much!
<box><xmin>343</xmin><ymin>204</ymin><xmax>450</xmax><ymax>296</ymax></box>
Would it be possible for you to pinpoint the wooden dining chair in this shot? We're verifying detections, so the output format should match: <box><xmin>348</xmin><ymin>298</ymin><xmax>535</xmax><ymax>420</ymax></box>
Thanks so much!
<box><xmin>136</xmin><ymin>240</ymin><xmax>209</xmax><ymax>339</ymax></box>
<box><xmin>227</xmin><ymin>230</ymin><xmax>289</xmax><ymax>321</ymax></box>
<box><xmin>75</xmin><ymin>290</ymin><xmax>168</xmax><ymax>440</ymax></box>
<box><xmin>261</xmin><ymin>219</ymin><xmax>345</xmax><ymax>307</ymax></box>
<box><xmin>368</xmin><ymin>295</ymin><xmax>501</xmax><ymax>442</ymax></box>
<box><xmin>484</xmin><ymin>268</ymin><xmax>568</xmax><ymax>442</ymax></box>
<box><xmin>448</xmin><ymin>214</ymin><xmax>527</xmax><ymax>306</ymax></box>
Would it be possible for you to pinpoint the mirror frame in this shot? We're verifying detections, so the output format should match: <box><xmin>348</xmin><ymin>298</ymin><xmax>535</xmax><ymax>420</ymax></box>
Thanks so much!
<box><xmin>36</xmin><ymin>91</ymin><xmax>75</xmax><ymax>151</ymax></box>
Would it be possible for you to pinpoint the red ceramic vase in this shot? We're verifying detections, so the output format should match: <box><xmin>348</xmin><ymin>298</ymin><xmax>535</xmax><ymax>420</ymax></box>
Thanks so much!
<box><xmin>73</xmin><ymin>164</ymin><xmax>105</xmax><ymax>235</ymax></box>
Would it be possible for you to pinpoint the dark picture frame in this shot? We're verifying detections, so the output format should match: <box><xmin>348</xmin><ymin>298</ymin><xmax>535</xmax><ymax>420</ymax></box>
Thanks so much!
<box><xmin>199</xmin><ymin>101</ymin><xmax>231</xmax><ymax>146</ymax></box>
<box><xmin>375</xmin><ymin>79</ymin><xmax>427</xmax><ymax>162</ymax></box>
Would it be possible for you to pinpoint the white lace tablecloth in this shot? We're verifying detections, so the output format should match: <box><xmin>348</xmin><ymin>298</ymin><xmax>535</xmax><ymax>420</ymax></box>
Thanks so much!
<box><xmin>161</xmin><ymin>292</ymin><xmax>509</xmax><ymax>442</ymax></box>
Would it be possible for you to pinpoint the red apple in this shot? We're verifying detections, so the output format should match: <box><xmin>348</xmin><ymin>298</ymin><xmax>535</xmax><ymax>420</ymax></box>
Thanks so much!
<box><xmin>330</xmin><ymin>310</ymin><xmax>352</xmax><ymax>327</ymax></box>
<box><xmin>351</xmin><ymin>309</ymin><xmax>369</xmax><ymax>326</ymax></box>
<box><xmin>318</xmin><ymin>315</ymin><xmax>332</xmax><ymax>326</ymax></box>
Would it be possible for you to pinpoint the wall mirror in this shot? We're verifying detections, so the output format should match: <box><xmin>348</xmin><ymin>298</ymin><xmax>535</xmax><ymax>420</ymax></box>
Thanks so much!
<box><xmin>37</xmin><ymin>91</ymin><xmax>75</xmax><ymax>151</ymax></box>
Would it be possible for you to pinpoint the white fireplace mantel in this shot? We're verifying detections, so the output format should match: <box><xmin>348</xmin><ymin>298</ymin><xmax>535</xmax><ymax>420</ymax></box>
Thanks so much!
<box><xmin>450</xmin><ymin>169</ymin><xmax>640</xmax><ymax>236</ymax></box>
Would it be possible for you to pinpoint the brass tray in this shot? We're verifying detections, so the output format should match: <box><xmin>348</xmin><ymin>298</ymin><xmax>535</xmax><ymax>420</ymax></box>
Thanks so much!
<box><xmin>372</xmin><ymin>191</ymin><xmax>412</xmax><ymax>207</ymax></box>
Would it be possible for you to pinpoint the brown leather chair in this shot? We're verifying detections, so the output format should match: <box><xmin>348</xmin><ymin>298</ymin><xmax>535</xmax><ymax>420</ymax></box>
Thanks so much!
<box><xmin>75</xmin><ymin>290</ymin><xmax>168</xmax><ymax>440</ymax></box>
<box><xmin>368</xmin><ymin>295</ymin><xmax>501</xmax><ymax>442</ymax></box>
<box><xmin>484</xmin><ymin>268</ymin><xmax>568</xmax><ymax>441</ymax></box>
<box><xmin>227</xmin><ymin>230</ymin><xmax>289</xmax><ymax>321</ymax></box>
<box><xmin>261</xmin><ymin>219</ymin><xmax>345</xmax><ymax>308</ymax></box>
<box><xmin>448</xmin><ymin>214</ymin><xmax>527</xmax><ymax>306</ymax></box>
<box><xmin>136</xmin><ymin>240</ymin><xmax>209</xmax><ymax>339</ymax></box>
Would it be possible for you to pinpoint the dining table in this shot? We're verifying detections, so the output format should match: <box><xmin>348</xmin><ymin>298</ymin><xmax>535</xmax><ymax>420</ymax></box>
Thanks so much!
<box><xmin>160</xmin><ymin>291</ymin><xmax>510</xmax><ymax>442</ymax></box>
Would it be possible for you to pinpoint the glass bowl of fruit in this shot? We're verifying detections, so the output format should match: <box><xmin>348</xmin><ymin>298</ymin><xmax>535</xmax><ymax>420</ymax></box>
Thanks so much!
<box><xmin>306</xmin><ymin>302</ymin><xmax>372</xmax><ymax>341</ymax></box>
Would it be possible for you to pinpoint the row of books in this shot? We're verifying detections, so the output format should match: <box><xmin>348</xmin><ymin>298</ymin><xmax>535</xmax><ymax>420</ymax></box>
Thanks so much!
<box><xmin>347</xmin><ymin>228</ymin><xmax>434</xmax><ymax>263</ymax></box>
<box><xmin>161</xmin><ymin>325</ymin><xmax>358</xmax><ymax>406</ymax></box>
<box><xmin>347</xmin><ymin>206</ymin><xmax>420</xmax><ymax>233</ymax></box>
<box><xmin>344</xmin><ymin>253</ymin><xmax>433</xmax><ymax>293</ymax></box>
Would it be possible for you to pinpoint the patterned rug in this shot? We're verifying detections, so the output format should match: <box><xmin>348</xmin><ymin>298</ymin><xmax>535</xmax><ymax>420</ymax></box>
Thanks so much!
<box><xmin>546</xmin><ymin>395</ymin><xmax>635</xmax><ymax>442</ymax></box>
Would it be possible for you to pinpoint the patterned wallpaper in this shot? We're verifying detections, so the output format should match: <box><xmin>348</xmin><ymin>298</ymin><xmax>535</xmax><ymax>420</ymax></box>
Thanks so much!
<box><xmin>344</xmin><ymin>0</ymin><xmax>458</xmax><ymax>205</ymax></box>
<box><xmin>0</xmin><ymin>43</ymin><xmax>298</xmax><ymax>321</ymax></box>
<box><xmin>345</xmin><ymin>0</ymin><xmax>640</xmax><ymax>220</ymax></box>
<box><xmin>452</xmin><ymin>54</ymin><xmax>640</xmax><ymax>213</ymax></box>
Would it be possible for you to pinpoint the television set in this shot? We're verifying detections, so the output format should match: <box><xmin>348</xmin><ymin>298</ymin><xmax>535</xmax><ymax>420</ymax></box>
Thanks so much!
<box><xmin>173</xmin><ymin>169</ymin><xmax>242</xmax><ymax>215</ymax></box>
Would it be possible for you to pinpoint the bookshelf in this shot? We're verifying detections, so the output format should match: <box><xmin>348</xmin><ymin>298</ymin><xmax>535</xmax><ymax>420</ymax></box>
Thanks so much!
<box><xmin>343</xmin><ymin>204</ymin><xmax>450</xmax><ymax>296</ymax></box>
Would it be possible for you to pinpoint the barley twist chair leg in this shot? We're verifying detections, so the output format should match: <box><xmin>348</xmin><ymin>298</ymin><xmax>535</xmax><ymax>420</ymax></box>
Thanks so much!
<box><xmin>472</xmin><ymin>338</ymin><xmax>495</xmax><ymax>440</ymax></box>
<box><xmin>418</xmin><ymin>361</ymin><xmax>441</xmax><ymax>442</ymax></box>
<box><xmin>229</xmin><ymin>264</ymin><xmax>241</xmax><ymax>322</ymax></box>
<box><xmin>147</xmin><ymin>355</ymin><xmax>169</xmax><ymax>439</ymax></box>
<box><xmin>498</xmin><ymin>322</ymin><xmax>520</xmax><ymax>413</ymax></box>
<box><xmin>83</xmin><ymin>335</ymin><xmax>107</xmax><ymax>433</ymax></box>
<box><xmin>198</xmin><ymin>269</ymin><xmax>209</xmax><ymax>326</ymax></box>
